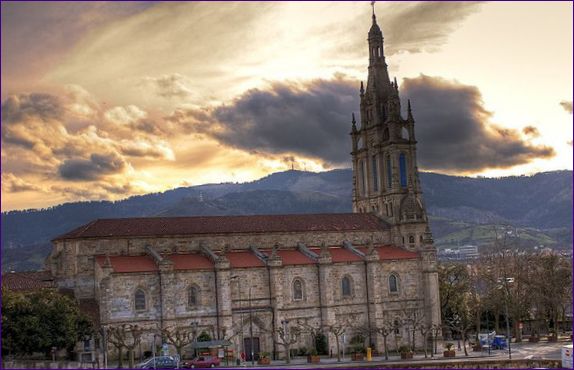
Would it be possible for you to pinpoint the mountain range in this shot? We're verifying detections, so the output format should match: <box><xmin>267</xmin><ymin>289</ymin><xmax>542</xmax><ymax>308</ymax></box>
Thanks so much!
<box><xmin>2</xmin><ymin>169</ymin><xmax>572</xmax><ymax>271</ymax></box>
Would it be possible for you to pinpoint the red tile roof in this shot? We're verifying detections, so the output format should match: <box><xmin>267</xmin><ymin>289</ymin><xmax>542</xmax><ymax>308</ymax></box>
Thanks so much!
<box><xmin>260</xmin><ymin>249</ymin><xmax>316</xmax><ymax>265</ymax></box>
<box><xmin>2</xmin><ymin>271</ymin><xmax>55</xmax><ymax>291</ymax></box>
<box><xmin>53</xmin><ymin>213</ymin><xmax>389</xmax><ymax>241</ymax></box>
<box><xmin>357</xmin><ymin>246</ymin><xmax>419</xmax><ymax>260</ymax></box>
<box><xmin>167</xmin><ymin>254</ymin><xmax>214</xmax><ymax>270</ymax></box>
<box><xmin>309</xmin><ymin>246</ymin><xmax>363</xmax><ymax>262</ymax></box>
<box><xmin>226</xmin><ymin>251</ymin><xmax>265</xmax><ymax>268</ymax></box>
<box><xmin>95</xmin><ymin>255</ymin><xmax>158</xmax><ymax>273</ymax></box>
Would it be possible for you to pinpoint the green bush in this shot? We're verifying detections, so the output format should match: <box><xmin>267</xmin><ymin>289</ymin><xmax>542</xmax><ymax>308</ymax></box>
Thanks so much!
<box><xmin>315</xmin><ymin>333</ymin><xmax>328</xmax><ymax>355</ymax></box>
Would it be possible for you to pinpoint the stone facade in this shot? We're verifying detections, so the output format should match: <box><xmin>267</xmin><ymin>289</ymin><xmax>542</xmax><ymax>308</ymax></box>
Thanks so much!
<box><xmin>47</xmin><ymin>7</ymin><xmax>441</xmax><ymax>361</ymax></box>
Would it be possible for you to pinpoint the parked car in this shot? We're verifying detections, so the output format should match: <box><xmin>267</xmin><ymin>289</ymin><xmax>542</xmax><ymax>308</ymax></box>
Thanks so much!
<box><xmin>491</xmin><ymin>335</ymin><xmax>508</xmax><ymax>350</ymax></box>
<box><xmin>181</xmin><ymin>356</ymin><xmax>220</xmax><ymax>368</ymax></box>
<box><xmin>136</xmin><ymin>356</ymin><xmax>179</xmax><ymax>369</ymax></box>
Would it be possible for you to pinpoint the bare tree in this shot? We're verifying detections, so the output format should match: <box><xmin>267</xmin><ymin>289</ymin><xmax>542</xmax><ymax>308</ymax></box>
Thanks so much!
<box><xmin>401</xmin><ymin>308</ymin><xmax>426</xmax><ymax>352</ymax></box>
<box><xmin>325</xmin><ymin>324</ymin><xmax>346</xmax><ymax>362</ymax></box>
<box><xmin>275</xmin><ymin>323</ymin><xmax>300</xmax><ymax>364</ymax></box>
<box><xmin>325</xmin><ymin>313</ymin><xmax>360</xmax><ymax>362</ymax></box>
<box><xmin>162</xmin><ymin>326</ymin><xmax>196</xmax><ymax>359</ymax></box>
<box><xmin>297</xmin><ymin>318</ymin><xmax>323</xmax><ymax>353</ymax></box>
<box><xmin>107</xmin><ymin>324</ymin><xmax>144</xmax><ymax>368</ymax></box>
<box><xmin>419</xmin><ymin>323</ymin><xmax>433</xmax><ymax>358</ymax></box>
<box><xmin>373</xmin><ymin>318</ymin><xmax>396</xmax><ymax>360</ymax></box>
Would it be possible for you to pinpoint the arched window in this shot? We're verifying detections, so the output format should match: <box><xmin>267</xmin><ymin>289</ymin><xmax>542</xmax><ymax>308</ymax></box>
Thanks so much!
<box><xmin>399</xmin><ymin>153</ymin><xmax>407</xmax><ymax>187</ymax></box>
<box><xmin>408</xmin><ymin>235</ymin><xmax>415</xmax><ymax>244</ymax></box>
<box><xmin>342</xmin><ymin>276</ymin><xmax>352</xmax><ymax>297</ymax></box>
<box><xmin>293</xmin><ymin>279</ymin><xmax>304</xmax><ymax>301</ymax></box>
<box><xmin>386</xmin><ymin>156</ymin><xmax>392</xmax><ymax>188</ymax></box>
<box><xmin>189</xmin><ymin>285</ymin><xmax>199</xmax><ymax>307</ymax></box>
<box><xmin>135</xmin><ymin>289</ymin><xmax>146</xmax><ymax>311</ymax></box>
<box><xmin>389</xmin><ymin>274</ymin><xmax>399</xmax><ymax>293</ymax></box>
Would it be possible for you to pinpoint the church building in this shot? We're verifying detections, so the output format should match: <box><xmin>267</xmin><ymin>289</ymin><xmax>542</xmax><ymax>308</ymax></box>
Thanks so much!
<box><xmin>47</xmin><ymin>8</ymin><xmax>440</xmax><ymax>361</ymax></box>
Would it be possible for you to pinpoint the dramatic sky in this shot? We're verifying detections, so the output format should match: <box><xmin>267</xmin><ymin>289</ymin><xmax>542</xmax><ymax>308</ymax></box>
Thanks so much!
<box><xmin>1</xmin><ymin>1</ymin><xmax>572</xmax><ymax>211</ymax></box>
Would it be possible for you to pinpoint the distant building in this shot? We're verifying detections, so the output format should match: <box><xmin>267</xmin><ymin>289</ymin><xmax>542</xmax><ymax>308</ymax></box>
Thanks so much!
<box><xmin>437</xmin><ymin>245</ymin><xmax>479</xmax><ymax>261</ymax></box>
<box><xmin>45</xmin><ymin>7</ymin><xmax>441</xmax><ymax>361</ymax></box>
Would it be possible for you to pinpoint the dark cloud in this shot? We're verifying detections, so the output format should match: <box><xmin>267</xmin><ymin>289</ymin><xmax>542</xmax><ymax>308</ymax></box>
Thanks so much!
<box><xmin>58</xmin><ymin>153</ymin><xmax>127</xmax><ymax>181</ymax></box>
<box><xmin>169</xmin><ymin>74</ymin><xmax>554</xmax><ymax>172</ymax></box>
<box><xmin>402</xmin><ymin>75</ymin><xmax>555</xmax><ymax>172</ymax></box>
<box><xmin>1</xmin><ymin>93</ymin><xmax>64</xmax><ymax>125</ymax></box>
<box><xmin>560</xmin><ymin>100</ymin><xmax>573</xmax><ymax>114</ymax></box>
<box><xmin>522</xmin><ymin>126</ymin><xmax>540</xmax><ymax>138</ymax></box>
<box><xmin>170</xmin><ymin>76</ymin><xmax>359</xmax><ymax>165</ymax></box>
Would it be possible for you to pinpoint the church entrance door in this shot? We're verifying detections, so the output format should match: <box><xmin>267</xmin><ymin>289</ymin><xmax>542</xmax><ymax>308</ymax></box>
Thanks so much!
<box><xmin>244</xmin><ymin>337</ymin><xmax>260</xmax><ymax>361</ymax></box>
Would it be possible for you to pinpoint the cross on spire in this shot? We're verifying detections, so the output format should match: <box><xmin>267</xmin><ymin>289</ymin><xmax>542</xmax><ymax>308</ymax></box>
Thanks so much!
<box><xmin>371</xmin><ymin>1</ymin><xmax>377</xmax><ymax>23</ymax></box>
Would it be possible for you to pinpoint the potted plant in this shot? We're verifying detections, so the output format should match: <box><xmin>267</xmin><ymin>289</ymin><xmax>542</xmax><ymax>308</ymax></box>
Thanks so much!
<box><xmin>443</xmin><ymin>342</ymin><xmax>456</xmax><ymax>358</ymax></box>
<box><xmin>399</xmin><ymin>345</ymin><xmax>413</xmax><ymax>360</ymax></box>
<box><xmin>351</xmin><ymin>346</ymin><xmax>365</xmax><ymax>361</ymax></box>
<box><xmin>306</xmin><ymin>348</ymin><xmax>320</xmax><ymax>364</ymax></box>
<box><xmin>258</xmin><ymin>352</ymin><xmax>271</xmax><ymax>365</ymax></box>
<box><xmin>547</xmin><ymin>332</ymin><xmax>558</xmax><ymax>342</ymax></box>
<box><xmin>529</xmin><ymin>332</ymin><xmax>540</xmax><ymax>343</ymax></box>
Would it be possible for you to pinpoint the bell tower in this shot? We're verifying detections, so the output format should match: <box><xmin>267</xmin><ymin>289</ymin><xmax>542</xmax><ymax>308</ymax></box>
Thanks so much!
<box><xmin>351</xmin><ymin>4</ymin><xmax>429</xmax><ymax>250</ymax></box>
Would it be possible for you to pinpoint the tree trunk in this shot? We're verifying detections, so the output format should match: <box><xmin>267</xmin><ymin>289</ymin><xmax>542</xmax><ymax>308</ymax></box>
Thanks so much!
<box><xmin>462</xmin><ymin>331</ymin><xmax>468</xmax><ymax>356</ymax></box>
<box><xmin>117</xmin><ymin>347</ymin><xmax>123</xmax><ymax>368</ymax></box>
<box><xmin>394</xmin><ymin>335</ymin><xmax>399</xmax><ymax>355</ymax></box>
<box><xmin>411</xmin><ymin>329</ymin><xmax>416</xmax><ymax>352</ymax></box>
<box><xmin>335</xmin><ymin>336</ymin><xmax>341</xmax><ymax>362</ymax></box>
<box><xmin>128</xmin><ymin>349</ymin><xmax>135</xmax><ymax>368</ymax></box>
<box><xmin>383</xmin><ymin>336</ymin><xmax>388</xmax><ymax>360</ymax></box>
<box><xmin>423</xmin><ymin>333</ymin><xmax>428</xmax><ymax>358</ymax></box>
<box><xmin>285</xmin><ymin>344</ymin><xmax>291</xmax><ymax>364</ymax></box>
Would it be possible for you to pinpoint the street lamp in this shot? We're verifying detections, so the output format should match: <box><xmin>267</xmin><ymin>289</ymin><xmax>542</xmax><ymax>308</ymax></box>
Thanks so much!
<box><xmin>248</xmin><ymin>286</ymin><xmax>254</xmax><ymax>366</ymax></box>
<box><xmin>497</xmin><ymin>277</ymin><xmax>514</xmax><ymax>360</ymax></box>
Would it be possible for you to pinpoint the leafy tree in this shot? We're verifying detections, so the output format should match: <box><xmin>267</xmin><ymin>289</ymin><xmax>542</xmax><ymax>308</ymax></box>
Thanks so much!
<box><xmin>2</xmin><ymin>288</ymin><xmax>93</xmax><ymax>358</ymax></box>
<box><xmin>196</xmin><ymin>331</ymin><xmax>211</xmax><ymax>342</ymax></box>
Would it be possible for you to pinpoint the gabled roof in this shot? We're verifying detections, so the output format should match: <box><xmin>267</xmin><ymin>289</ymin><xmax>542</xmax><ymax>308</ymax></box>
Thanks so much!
<box><xmin>309</xmin><ymin>246</ymin><xmax>364</xmax><ymax>263</ymax></box>
<box><xmin>95</xmin><ymin>255</ymin><xmax>158</xmax><ymax>273</ymax></box>
<box><xmin>226</xmin><ymin>251</ymin><xmax>265</xmax><ymax>268</ymax></box>
<box><xmin>357</xmin><ymin>245</ymin><xmax>419</xmax><ymax>260</ymax></box>
<box><xmin>53</xmin><ymin>213</ymin><xmax>389</xmax><ymax>241</ymax></box>
<box><xmin>2</xmin><ymin>271</ymin><xmax>55</xmax><ymax>291</ymax></box>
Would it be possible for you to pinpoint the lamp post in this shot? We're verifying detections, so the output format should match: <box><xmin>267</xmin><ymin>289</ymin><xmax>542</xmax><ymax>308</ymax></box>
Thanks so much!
<box><xmin>191</xmin><ymin>321</ymin><xmax>199</xmax><ymax>359</ymax></box>
<box><xmin>230</xmin><ymin>275</ymin><xmax>245</xmax><ymax>364</ymax></box>
<box><xmin>498</xmin><ymin>277</ymin><xmax>514</xmax><ymax>360</ymax></box>
<box><xmin>249</xmin><ymin>286</ymin><xmax>254</xmax><ymax>366</ymax></box>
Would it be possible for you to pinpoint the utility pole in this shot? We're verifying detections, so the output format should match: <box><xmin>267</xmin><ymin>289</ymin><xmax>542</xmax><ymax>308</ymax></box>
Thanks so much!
<box><xmin>249</xmin><ymin>286</ymin><xmax>254</xmax><ymax>366</ymax></box>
